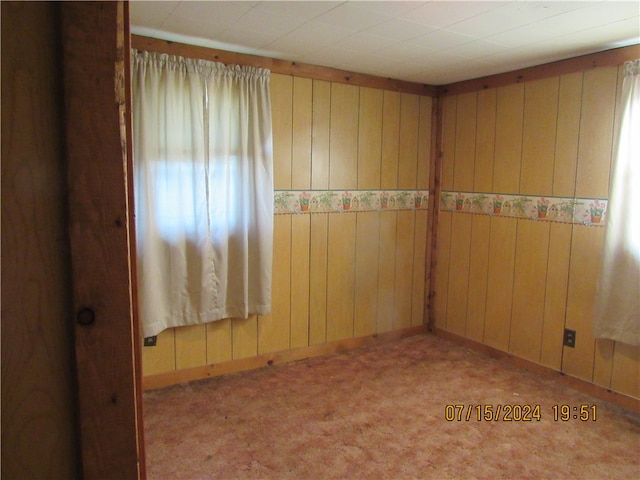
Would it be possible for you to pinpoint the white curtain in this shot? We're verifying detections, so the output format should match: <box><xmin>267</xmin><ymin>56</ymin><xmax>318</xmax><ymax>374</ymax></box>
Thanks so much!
<box><xmin>593</xmin><ymin>59</ymin><xmax>640</xmax><ymax>346</ymax></box>
<box><xmin>132</xmin><ymin>50</ymin><xmax>273</xmax><ymax>338</ymax></box>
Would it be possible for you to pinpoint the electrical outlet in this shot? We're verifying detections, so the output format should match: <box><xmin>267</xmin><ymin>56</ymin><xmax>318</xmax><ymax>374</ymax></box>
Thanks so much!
<box><xmin>563</xmin><ymin>329</ymin><xmax>576</xmax><ymax>348</ymax></box>
<box><xmin>143</xmin><ymin>336</ymin><xmax>157</xmax><ymax>347</ymax></box>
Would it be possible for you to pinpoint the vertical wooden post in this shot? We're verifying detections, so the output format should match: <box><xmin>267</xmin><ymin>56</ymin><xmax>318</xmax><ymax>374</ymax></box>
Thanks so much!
<box><xmin>425</xmin><ymin>96</ymin><xmax>443</xmax><ymax>330</ymax></box>
<box><xmin>62</xmin><ymin>2</ymin><xmax>144</xmax><ymax>478</ymax></box>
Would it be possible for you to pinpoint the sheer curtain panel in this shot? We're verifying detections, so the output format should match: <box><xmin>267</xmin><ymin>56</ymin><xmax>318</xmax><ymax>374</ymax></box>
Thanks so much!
<box><xmin>132</xmin><ymin>50</ymin><xmax>273</xmax><ymax>338</ymax></box>
<box><xmin>593</xmin><ymin>59</ymin><xmax>640</xmax><ymax>346</ymax></box>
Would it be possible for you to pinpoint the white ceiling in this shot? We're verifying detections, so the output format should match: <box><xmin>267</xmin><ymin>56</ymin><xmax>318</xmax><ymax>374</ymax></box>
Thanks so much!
<box><xmin>130</xmin><ymin>1</ymin><xmax>640</xmax><ymax>85</ymax></box>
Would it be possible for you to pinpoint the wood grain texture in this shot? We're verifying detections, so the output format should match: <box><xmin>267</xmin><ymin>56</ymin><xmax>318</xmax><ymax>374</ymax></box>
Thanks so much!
<box><xmin>445</xmin><ymin>214</ymin><xmax>472</xmax><ymax>335</ymax></box>
<box><xmin>398</xmin><ymin>94</ymin><xmax>420</xmax><ymax>189</ymax></box>
<box><xmin>292</xmin><ymin>77</ymin><xmax>312</xmax><ymax>190</ymax></box>
<box><xmin>493</xmin><ymin>84</ymin><xmax>524</xmax><ymax>194</ymax></box>
<box><xmin>357</xmin><ymin>87</ymin><xmax>383</xmax><ymax>189</ymax></box>
<box><xmin>575</xmin><ymin>66</ymin><xmax>618</xmax><ymax>198</ymax></box>
<box><xmin>290</xmin><ymin>215</ymin><xmax>311</xmax><ymax>349</ymax></box>
<box><xmin>520</xmin><ymin>77</ymin><xmax>559</xmax><ymax>196</ymax></box>
<box><xmin>1</xmin><ymin>3</ymin><xmax>79</xmax><ymax>478</ymax></box>
<box><xmin>62</xmin><ymin>2</ymin><xmax>143</xmax><ymax>477</ymax></box>
<box><xmin>453</xmin><ymin>92</ymin><xmax>477</xmax><ymax>192</ymax></box>
<box><xmin>311</xmin><ymin>80</ymin><xmax>331</xmax><ymax>189</ymax></box>
<box><xmin>329</xmin><ymin>83</ymin><xmax>359</xmax><ymax>190</ymax></box>
<box><xmin>272</xmin><ymin>74</ymin><xmax>293</xmax><ymax>190</ymax></box>
<box><xmin>326</xmin><ymin>214</ymin><xmax>357</xmax><ymax>341</ymax></box>
<box><xmin>509</xmin><ymin>221</ymin><xmax>550</xmax><ymax>362</ymax></box>
<box><xmin>483</xmin><ymin>217</ymin><xmax>517</xmax><ymax>351</ymax></box>
<box><xmin>259</xmin><ymin>215</ymin><xmax>291</xmax><ymax>354</ymax></box>
<box><xmin>553</xmin><ymin>72</ymin><xmax>583</xmax><ymax>197</ymax></box>
<box><xmin>381</xmin><ymin>91</ymin><xmax>401</xmax><ymax>189</ymax></box>
<box><xmin>465</xmin><ymin>215</ymin><xmax>491</xmax><ymax>342</ymax></box>
<box><xmin>377</xmin><ymin>212</ymin><xmax>398</xmax><ymax>333</ymax></box>
<box><xmin>393</xmin><ymin>211</ymin><xmax>416</xmax><ymax>330</ymax></box>
<box><xmin>309</xmin><ymin>214</ymin><xmax>329</xmax><ymax>345</ymax></box>
<box><xmin>354</xmin><ymin>212</ymin><xmax>381</xmax><ymax>337</ymax></box>
<box><xmin>474</xmin><ymin>89</ymin><xmax>497</xmax><ymax>192</ymax></box>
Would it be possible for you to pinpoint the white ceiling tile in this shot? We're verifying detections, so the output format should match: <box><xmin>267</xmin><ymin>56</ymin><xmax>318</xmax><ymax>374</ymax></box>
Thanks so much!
<box><xmin>131</xmin><ymin>0</ymin><xmax>640</xmax><ymax>85</ymax></box>
<box><xmin>401</xmin><ymin>1</ymin><xmax>507</xmax><ymax>28</ymax></box>
<box><xmin>333</xmin><ymin>31</ymin><xmax>400</xmax><ymax>52</ymax></box>
<box><xmin>411</xmin><ymin>28</ymin><xmax>476</xmax><ymax>50</ymax></box>
<box><xmin>130</xmin><ymin>1</ymin><xmax>180</xmax><ymax>28</ymax></box>
<box><xmin>256</xmin><ymin>1</ymin><xmax>343</xmax><ymax>20</ymax></box>
<box><xmin>364</xmin><ymin>18</ymin><xmax>437</xmax><ymax>42</ymax></box>
<box><xmin>349</xmin><ymin>1</ymin><xmax>427</xmax><ymax>17</ymax></box>
<box><xmin>314</xmin><ymin>3</ymin><xmax>391</xmax><ymax>30</ymax></box>
<box><xmin>445</xmin><ymin>39</ymin><xmax>512</xmax><ymax>59</ymax></box>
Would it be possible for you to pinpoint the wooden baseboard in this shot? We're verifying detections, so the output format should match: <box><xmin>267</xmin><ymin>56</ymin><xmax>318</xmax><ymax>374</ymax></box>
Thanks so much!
<box><xmin>143</xmin><ymin>325</ymin><xmax>427</xmax><ymax>391</ymax></box>
<box><xmin>430</xmin><ymin>327</ymin><xmax>640</xmax><ymax>415</ymax></box>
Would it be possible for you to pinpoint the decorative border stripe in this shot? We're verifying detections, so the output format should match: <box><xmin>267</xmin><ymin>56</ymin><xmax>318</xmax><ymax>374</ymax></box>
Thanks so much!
<box><xmin>274</xmin><ymin>190</ymin><xmax>429</xmax><ymax>214</ymax></box>
<box><xmin>440</xmin><ymin>191</ymin><xmax>607</xmax><ymax>226</ymax></box>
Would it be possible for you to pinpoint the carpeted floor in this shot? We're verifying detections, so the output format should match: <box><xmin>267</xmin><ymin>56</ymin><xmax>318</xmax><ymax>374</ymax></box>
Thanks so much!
<box><xmin>143</xmin><ymin>333</ymin><xmax>640</xmax><ymax>479</ymax></box>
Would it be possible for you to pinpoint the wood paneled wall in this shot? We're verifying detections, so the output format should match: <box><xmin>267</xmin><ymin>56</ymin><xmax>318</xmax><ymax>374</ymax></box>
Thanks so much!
<box><xmin>142</xmin><ymin>74</ymin><xmax>433</xmax><ymax>378</ymax></box>
<box><xmin>434</xmin><ymin>63</ymin><xmax>640</xmax><ymax>399</ymax></box>
<box><xmin>1</xmin><ymin>2</ymin><xmax>80</xmax><ymax>477</ymax></box>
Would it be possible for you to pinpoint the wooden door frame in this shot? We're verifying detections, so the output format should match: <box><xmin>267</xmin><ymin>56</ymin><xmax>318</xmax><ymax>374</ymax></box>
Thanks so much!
<box><xmin>62</xmin><ymin>2</ymin><xmax>144</xmax><ymax>478</ymax></box>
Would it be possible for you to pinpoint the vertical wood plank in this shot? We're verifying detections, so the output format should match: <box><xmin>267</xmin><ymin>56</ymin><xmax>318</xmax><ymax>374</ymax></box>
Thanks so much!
<box><xmin>493</xmin><ymin>84</ymin><xmax>524</xmax><ymax>194</ymax></box>
<box><xmin>575</xmin><ymin>67</ymin><xmax>618</xmax><ymax>198</ymax></box>
<box><xmin>398</xmin><ymin>93</ymin><xmax>420</xmax><ymax>189</ymax></box>
<box><xmin>394</xmin><ymin>211</ymin><xmax>415</xmax><ymax>329</ymax></box>
<box><xmin>540</xmin><ymin>223</ymin><xmax>572</xmax><ymax>370</ymax></box>
<box><xmin>445</xmin><ymin>214</ymin><xmax>472</xmax><ymax>335</ymax></box>
<box><xmin>175</xmin><ymin>325</ymin><xmax>207</xmax><ymax>370</ymax></box>
<box><xmin>465</xmin><ymin>215</ymin><xmax>491</xmax><ymax>342</ymax></box>
<box><xmin>329</xmin><ymin>83</ymin><xmax>359</xmax><ymax>190</ymax></box>
<box><xmin>61</xmin><ymin>3</ymin><xmax>143</xmax><ymax>477</ymax></box>
<box><xmin>259</xmin><ymin>215</ymin><xmax>291</xmax><ymax>354</ymax></box>
<box><xmin>433</xmin><ymin>212</ymin><xmax>452</xmax><ymax>328</ymax></box>
<box><xmin>411</xmin><ymin>210</ymin><xmax>429</xmax><ymax>327</ymax></box>
<box><xmin>553</xmin><ymin>72</ymin><xmax>583</xmax><ymax>197</ymax></box>
<box><xmin>611</xmin><ymin>342</ymin><xmax>640</xmax><ymax>399</ymax></box>
<box><xmin>358</xmin><ymin>87</ymin><xmax>383</xmax><ymax>189</ymax></box>
<box><xmin>509</xmin><ymin>221</ymin><xmax>550</xmax><ymax>362</ymax></box>
<box><xmin>417</xmin><ymin>96</ymin><xmax>433</xmax><ymax>190</ymax></box>
<box><xmin>593</xmin><ymin>339</ymin><xmax>615</xmax><ymax>388</ymax></box>
<box><xmin>474</xmin><ymin>89</ymin><xmax>496</xmax><ymax>192</ymax></box>
<box><xmin>292</xmin><ymin>76</ymin><xmax>312</xmax><ymax>189</ymax></box>
<box><xmin>271</xmin><ymin>73</ymin><xmax>293</xmax><ymax>190</ymax></box>
<box><xmin>312</xmin><ymin>80</ymin><xmax>330</xmax><ymax>189</ymax></box>
<box><xmin>1</xmin><ymin>3</ymin><xmax>79</xmax><ymax>476</ymax></box>
<box><xmin>142</xmin><ymin>329</ymin><xmax>176</xmax><ymax>376</ymax></box>
<box><xmin>354</xmin><ymin>212</ymin><xmax>380</xmax><ymax>337</ymax></box>
<box><xmin>206</xmin><ymin>318</ymin><xmax>232</xmax><ymax>364</ymax></box>
<box><xmin>381</xmin><ymin>91</ymin><xmax>401</xmax><ymax>189</ymax></box>
<box><xmin>484</xmin><ymin>217</ymin><xmax>517</xmax><ymax>350</ymax></box>
<box><xmin>563</xmin><ymin>225</ymin><xmax>605</xmax><ymax>381</ymax></box>
<box><xmin>327</xmin><ymin>214</ymin><xmax>357</xmax><ymax>341</ymax></box>
<box><xmin>309</xmin><ymin>214</ymin><xmax>328</xmax><ymax>345</ymax></box>
<box><xmin>453</xmin><ymin>91</ymin><xmax>477</xmax><ymax>192</ymax></box>
<box><xmin>521</xmin><ymin>77</ymin><xmax>559</xmax><ymax>196</ymax></box>
<box><xmin>290</xmin><ymin>215</ymin><xmax>311</xmax><ymax>349</ymax></box>
<box><xmin>377</xmin><ymin>211</ymin><xmax>397</xmax><ymax>333</ymax></box>
<box><xmin>440</xmin><ymin>95</ymin><xmax>457</xmax><ymax>191</ymax></box>
<box><xmin>232</xmin><ymin>316</ymin><xmax>258</xmax><ymax>360</ymax></box>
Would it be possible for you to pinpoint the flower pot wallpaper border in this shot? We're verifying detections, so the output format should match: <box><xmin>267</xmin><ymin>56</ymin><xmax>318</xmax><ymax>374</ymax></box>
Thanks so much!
<box><xmin>274</xmin><ymin>190</ymin><xmax>430</xmax><ymax>215</ymax></box>
<box><xmin>440</xmin><ymin>191</ymin><xmax>608</xmax><ymax>226</ymax></box>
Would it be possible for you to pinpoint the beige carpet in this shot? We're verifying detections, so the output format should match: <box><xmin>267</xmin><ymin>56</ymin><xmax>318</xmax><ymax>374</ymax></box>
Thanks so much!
<box><xmin>143</xmin><ymin>333</ymin><xmax>640</xmax><ymax>479</ymax></box>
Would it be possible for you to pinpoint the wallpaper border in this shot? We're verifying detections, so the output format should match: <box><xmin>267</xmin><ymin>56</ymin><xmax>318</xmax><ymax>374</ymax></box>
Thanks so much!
<box><xmin>274</xmin><ymin>190</ymin><xmax>430</xmax><ymax>215</ymax></box>
<box><xmin>440</xmin><ymin>191</ymin><xmax>608</xmax><ymax>226</ymax></box>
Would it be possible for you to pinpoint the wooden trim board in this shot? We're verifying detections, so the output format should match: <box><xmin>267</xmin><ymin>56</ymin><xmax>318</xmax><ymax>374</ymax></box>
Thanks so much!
<box><xmin>144</xmin><ymin>326</ymin><xmax>428</xmax><ymax>391</ymax></box>
<box><xmin>431</xmin><ymin>327</ymin><xmax>640</xmax><ymax>415</ymax></box>
<box><xmin>62</xmin><ymin>3</ymin><xmax>144</xmax><ymax>478</ymax></box>
<box><xmin>438</xmin><ymin>44</ymin><xmax>640</xmax><ymax>96</ymax></box>
<box><xmin>132</xmin><ymin>34</ymin><xmax>437</xmax><ymax>97</ymax></box>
